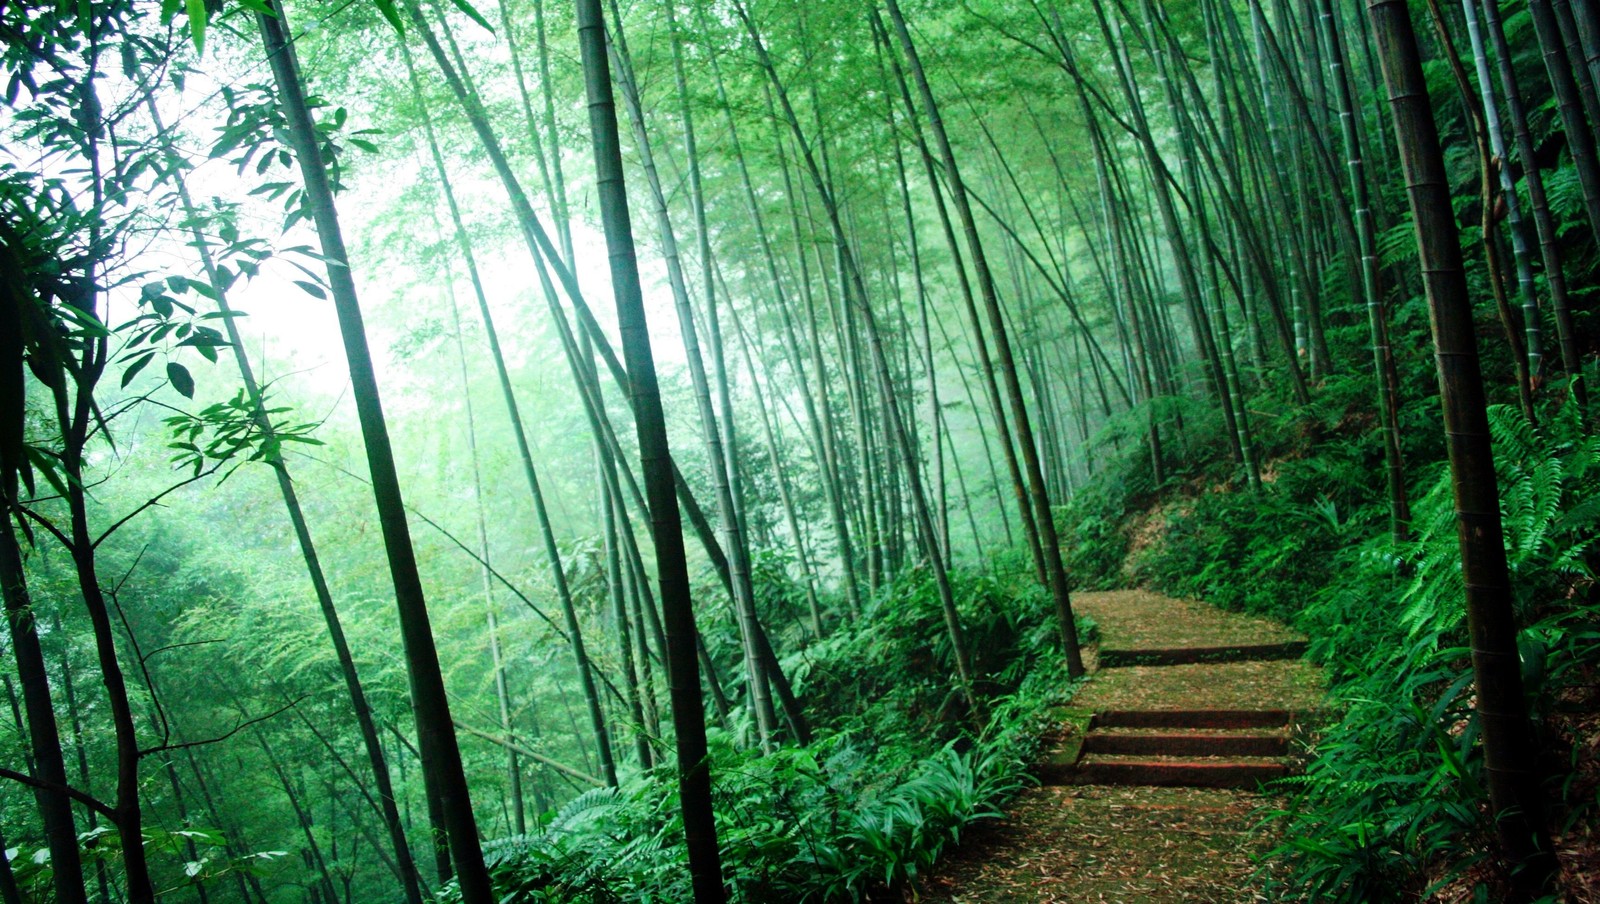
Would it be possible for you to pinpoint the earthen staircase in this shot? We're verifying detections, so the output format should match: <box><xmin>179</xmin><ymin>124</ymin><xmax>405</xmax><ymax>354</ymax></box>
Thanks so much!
<box><xmin>1042</xmin><ymin>639</ymin><xmax>1312</xmax><ymax>790</ymax></box>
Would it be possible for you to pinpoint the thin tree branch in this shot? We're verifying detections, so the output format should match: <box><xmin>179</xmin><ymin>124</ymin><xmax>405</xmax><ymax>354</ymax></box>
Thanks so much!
<box><xmin>140</xmin><ymin>638</ymin><xmax>226</xmax><ymax>662</ymax></box>
<box><xmin>0</xmin><ymin>768</ymin><xmax>116</xmax><ymax>820</ymax></box>
<box><xmin>94</xmin><ymin>462</ymin><xmax>224</xmax><ymax>548</ymax></box>
<box><xmin>450</xmin><ymin>721</ymin><xmax>605</xmax><ymax>787</ymax></box>
<box><xmin>301</xmin><ymin>454</ymin><xmax>579</xmax><ymax>642</ymax></box>
<box><xmin>8</xmin><ymin>504</ymin><xmax>74</xmax><ymax>551</ymax></box>
<box><xmin>138</xmin><ymin>694</ymin><xmax>308</xmax><ymax>758</ymax></box>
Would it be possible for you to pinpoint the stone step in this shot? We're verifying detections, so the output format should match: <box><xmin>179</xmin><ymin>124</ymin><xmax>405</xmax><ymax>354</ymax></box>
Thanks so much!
<box><xmin>1093</xmin><ymin>709</ymin><xmax>1293</xmax><ymax>731</ymax></box>
<box><xmin>1034</xmin><ymin>747</ymin><xmax>1083</xmax><ymax>786</ymax></box>
<box><xmin>1083</xmin><ymin>729</ymin><xmax>1289</xmax><ymax>758</ymax></box>
<box><xmin>1061</xmin><ymin>755</ymin><xmax>1288</xmax><ymax>789</ymax></box>
<box><xmin>1097</xmin><ymin>640</ymin><xmax>1308</xmax><ymax>668</ymax></box>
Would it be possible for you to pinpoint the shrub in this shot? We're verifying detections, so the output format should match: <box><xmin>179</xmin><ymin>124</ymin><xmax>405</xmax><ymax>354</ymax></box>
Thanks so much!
<box><xmin>1262</xmin><ymin>401</ymin><xmax>1600</xmax><ymax>901</ymax></box>
<box><xmin>444</xmin><ymin>564</ymin><xmax>1086</xmax><ymax>903</ymax></box>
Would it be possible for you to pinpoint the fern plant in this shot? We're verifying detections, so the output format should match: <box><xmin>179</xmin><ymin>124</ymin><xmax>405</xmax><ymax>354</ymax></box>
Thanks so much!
<box><xmin>438</xmin><ymin>563</ymin><xmax>1074</xmax><ymax>903</ymax></box>
<box><xmin>1265</xmin><ymin>399</ymin><xmax>1599</xmax><ymax>901</ymax></box>
<box><xmin>1487</xmin><ymin>402</ymin><xmax>1600</xmax><ymax>609</ymax></box>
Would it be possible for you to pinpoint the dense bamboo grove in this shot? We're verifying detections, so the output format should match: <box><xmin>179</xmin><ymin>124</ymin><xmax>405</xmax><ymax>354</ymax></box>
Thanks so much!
<box><xmin>1</xmin><ymin>0</ymin><xmax>1596</xmax><ymax>901</ymax></box>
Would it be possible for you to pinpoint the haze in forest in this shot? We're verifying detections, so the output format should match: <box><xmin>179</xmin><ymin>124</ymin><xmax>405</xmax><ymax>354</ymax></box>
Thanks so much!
<box><xmin>1</xmin><ymin>0</ymin><xmax>1596</xmax><ymax>902</ymax></box>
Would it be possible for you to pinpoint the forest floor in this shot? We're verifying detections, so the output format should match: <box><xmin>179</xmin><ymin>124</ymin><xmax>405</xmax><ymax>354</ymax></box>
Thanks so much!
<box><xmin>912</xmin><ymin>590</ymin><xmax>1326</xmax><ymax>903</ymax></box>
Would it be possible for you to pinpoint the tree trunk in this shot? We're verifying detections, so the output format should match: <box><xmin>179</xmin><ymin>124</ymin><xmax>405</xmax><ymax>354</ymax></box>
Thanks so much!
<box><xmin>738</xmin><ymin>0</ymin><xmax>981</xmax><ymax>710</ymax></box>
<box><xmin>0</xmin><ymin>512</ymin><xmax>87</xmax><ymax>904</ymax></box>
<box><xmin>1367</xmin><ymin>1</ymin><xmax>1557</xmax><ymax>894</ymax></box>
<box><xmin>882</xmin><ymin>0</ymin><xmax>1084</xmax><ymax>675</ymax></box>
<box><xmin>403</xmin><ymin>35</ymin><xmax>617</xmax><ymax>788</ymax></box>
<box><xmin>1319</xmin><ymin>0</ymin><xmax>1412</xmax><ymax>540</ymax></box>
<box><xmin>702</xmin><ymin>30</ymin><xmax>854</xmax><ymax>618</ymax></box>
<box><xmin>148</xmin><ymin>94</ymin><xmax>427</xmax><ymax>903</ymax></box>
<box><xmin>1482</xmin><ymin>0</ymin><xmax>1591</xmax><ymax>413</ymax></box>
<box><xmin>604</xmin><ymin>7</ymin><xmax>778</xmax><ymax>749</ymax></box>
<box><xmin>1528</xmin><ymin>0</ymin><xmax>1600</xmax><ymax>248</ymax></box>
<box><xmin>0</xmin><ymin>822</ymin><xmax>21</xmax><ymax>904</ymax></box>
<box><xmin>573</xmin><ymin>0</ymin><xmax>724</xmax><ymax>898</ymax></box>
<box><xmin>877</xmin><ymin>12</ymin><xmax>1045</xmax><ymax>586</ymax></box>
<box><xmin>1461</xmin><ymin>0</ymin><xmax>1545</xmax><ymax>387</ymax></box>
<box><xmin>439</xmin><ymin>263</ymin><xmax>529</xmax><ymax>824</ymax></box>
<box><xmin>257</xmin><ymin>7</ymin><xmax>492</xmax><ymax>900</ymax></box>
<box><xmin>258</xmin><ymin>729</ymin><xmax>340</xmax><ymax>904</ymax></box>
<box><xmin>1424</xmin><ymin>0</ymin><xmax>1536</xmax><ymax>419</ymax></box>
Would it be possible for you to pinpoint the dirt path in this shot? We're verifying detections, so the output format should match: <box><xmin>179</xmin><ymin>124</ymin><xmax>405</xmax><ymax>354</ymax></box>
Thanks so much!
<box><xmin>914</xmin><ymin>590</ymin><xmax>1325</xmax><ymax>903</ymax></box>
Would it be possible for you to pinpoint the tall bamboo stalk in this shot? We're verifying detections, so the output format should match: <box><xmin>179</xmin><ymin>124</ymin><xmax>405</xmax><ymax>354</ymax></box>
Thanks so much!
<box><xmin>257</xmin><ymin>7</ymin><xmax>492</xmax><ymax>899</ymax></box>
<box><xmin>875</xmin><ymin>11</ymin><xmax>1044</xmax><ymax>583</ymax></box>
<box><xmin>882</xmin><ymin>0</ymin><xmax>1083</xmax><ymax>675</ymax></box>
<box><xmin>737</xmin><ymin>0</ymin><xmax>982</xmax><ymax>707</ymax></box>
<box><xmin>439</xmin><ymin>265</ymin><xmax>526</xmax><ymax>828</ymax></box>
<box><xmin>1461</xmin><ymin>0</ymin><xmax>1544</xmax><ymax>385</ymax></box>
<box><xmin>604</xmin><ymin>6</ymin><xmax>777</xmax><ymax>749</ymax></box>
<box><xmin>0</xmin><ymin>516</ymin><xmax>85</xmax><ymax>904</ymax></box>
<box><xmin>148</xmin><ymin>91</ymin><xmax>427</xmax><ymax>903</ymax></box>
<box><xmin>574</xmin><ymin>0</ymin><xmax>723</xmax><ymax>898</ymax></box>
<box><xmin>1367</xmin><ymin>1</ymin><xmax>1556</xmax><ymax>892</ymax></box>
<box><xmin>1482</xmin><ymin>0</ymin><xmax>1591</xmax><ymax>412</ymax></box>
<box><xmin>1528</xmin><ymin>0</ymin><xmax>1600</xmax><ymax>246</ymax></box>
<box><xmin>1318</xmin><ymin>0</ymin><xmax>1412</xmax><ymax>540</ymax></box>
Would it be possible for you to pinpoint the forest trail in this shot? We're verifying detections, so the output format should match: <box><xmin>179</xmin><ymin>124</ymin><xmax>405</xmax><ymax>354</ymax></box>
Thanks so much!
<box><xmin>915</xmin><ymin>590</ymin><xmax>1325</xmax><ymax>903</ymax></box>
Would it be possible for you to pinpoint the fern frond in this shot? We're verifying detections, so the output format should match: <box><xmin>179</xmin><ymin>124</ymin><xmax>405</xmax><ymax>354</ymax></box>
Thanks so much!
<box><xmin>551</xmin><ymin>786</ymin><xmax>619</xmax><ymax>833</ymax></box>
<box><xmin>1544</xmin><ymin>163</ymin><xmax>1585</xmax><ymax>226</ymax></box>
<box><xmin>1567</xmin><ymin>433</ymin><xmax>1600</xmax><ymax>484</ymax></box>
<box><xmin>1486</xmin><ymin>403</ymin><xmax>1539</xmax><ymax>464</ymax></box>
<box><xmin>1523</xmin><ymin>457</ymin><xmax>1565</xmax><ymax>562</ymax></box>
<box><xmin>1398</xmin><ymin>471</ymin><xmax>1466</xmax><ymax>638</ymax></box>
<box><xmin>1378</xmin><ymin>219</ymin><xmax>1419</xmax><ymax>268</ymax></box>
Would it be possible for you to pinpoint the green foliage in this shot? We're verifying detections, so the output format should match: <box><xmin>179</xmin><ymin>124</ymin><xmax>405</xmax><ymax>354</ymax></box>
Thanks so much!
<box><xmin>790</xmin><ymin>562</ymin><xmax>1061</xmax><ymax>739</ymax></box>
<box><xmin>9</xmin><ymin>824</ymin><xmax>292</xmax><ymax>902</ymax></box>
<box><xmin>440</xmin><ymin>565</ymin><xmax>1081</xmax><ymax>903</ymax></box>
<box><xmin>443</xmin><ymin>694</ymin><xmax>1055</xmax><ymax>903</ymax></box>
<box><xmin>161</xmin><ymin>387</ymin><xmax>323</xmax><ymax>476</ymax></box>
<box><xmin>1056</xmin><ymin>483</ymin><xmax>1129</xmax><ymax>590</ymax></box>
<box><xmin>1263</xmin><ymin>645</ymin><xmax>1487</xmax><ymax>902</ymax></box>
<box><xmin>1126</xmin><ymin>479</ymin><xmax>1367</xmax><ymax>623</ymax></box>
<box><xmin>1261</xmin><ymin>400</ymin><xmax>1600</xmax><ymax>901</ymax></box>
<box><xmin>211</xmin><ymin>81</ymin><xmax>379</xmax><ymax>216</ymax></box>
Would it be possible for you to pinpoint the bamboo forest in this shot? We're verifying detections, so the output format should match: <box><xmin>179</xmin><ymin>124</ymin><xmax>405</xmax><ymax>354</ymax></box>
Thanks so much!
<box><xmin>4</xmin><ymin>0</ymin><xmax>1600</xmax><ymax>900</ymax></box>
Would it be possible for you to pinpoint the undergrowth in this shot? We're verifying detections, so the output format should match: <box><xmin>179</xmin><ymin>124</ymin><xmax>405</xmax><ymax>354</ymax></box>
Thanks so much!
<box><xmin>1255</xmin><ymin>400</ymin><xmax>1599</xmax><ymax>902</ymax></box>
<box><xmin>439</xmin><ymin>563</ymin><xmax>1089</xmax><ymax>903</ymax></box>
<box><xmin>1061</xmin><ymin>368</ymin><xmax>1599</xmax><ymax>901</ymax></box>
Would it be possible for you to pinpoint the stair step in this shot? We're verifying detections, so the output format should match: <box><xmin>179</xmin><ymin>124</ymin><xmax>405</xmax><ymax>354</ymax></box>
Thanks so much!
<box><xmin>1062</xmin><ymin>755</ymin><xmax>1287</xmax><ymax>789</ymax></box>
<box><xmin>1034</xmin><ymin>747</ymin><xmax>1083</xmax><ymax>786</ymax></box>
<box><xmin>1098</xmin><ymin>640</ymin><xmax>1308</xmax><ymax>668</ymax></box>
<box><xmin>1094</xmin><ymin>709</ymin><xmax>1292</xmax><ymax>730</ymax></box>
<box><xmin>1084</xmin><ymin>730</ymin><xmax>1288</xmax><ymax>758</ymax></box>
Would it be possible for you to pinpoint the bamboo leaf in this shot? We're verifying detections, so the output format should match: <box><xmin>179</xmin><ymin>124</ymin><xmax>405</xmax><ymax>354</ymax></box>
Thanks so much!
<box><xmin>185</xmin><ymin>0</ymin><xmax>206</xmax><ymax>54</ymax></box>
<box><xmin>167</xmin><ymin>362</ymin><xmax>195</xmax><ymax>399</ymax></box>
<box><xmin>373</xmin><ymin>0</ymin><xmax>405</xmax><ymax>33</ymax></box>
<box><xmin>448</xmin><ymin>0</ymin><xmax>494</xmax><ymax>33</ymax></box>
<box><xmin>121</xmin><ymin>352</ymin><xmax>156</xmax><ymax>388</ymax></box>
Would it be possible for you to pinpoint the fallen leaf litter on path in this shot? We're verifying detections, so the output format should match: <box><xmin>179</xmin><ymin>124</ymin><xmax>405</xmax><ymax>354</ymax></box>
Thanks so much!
<box><xmin>910</xmin><ymin>590</ymin><xmax>1320</xmax><ymax>903</ymax></box>
<box><xmin>912</xmin><ymin>785</ymin><xmax>1279</xmax><ymax>903</ymax></box>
